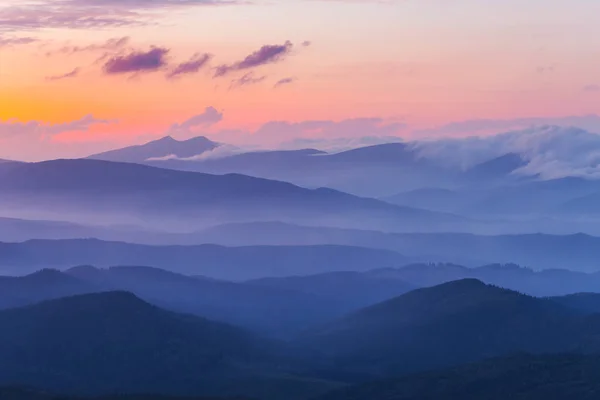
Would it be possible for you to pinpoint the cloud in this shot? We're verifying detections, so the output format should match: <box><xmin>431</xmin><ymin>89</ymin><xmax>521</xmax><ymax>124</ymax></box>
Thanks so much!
<box><xmin>0</xmin><ymin>35</ymin><xmax>37</xmax><ymax>47</ymax></box>
<box><xmin>147</xmin><ymin>144</ymin><xmax>247</xmax><ymax>162</ymax></box>
<box><xmin>274</xmin><ymin>77</ymin><xmax>296</xmax><ymax>88</ymax></box>
<box><xmin>229</xmin><ymin>72</ymin><xmax>266</xmax><ymax>89</ymax></box>
<box><xmin>0</xmin><ymin>115</ymin><xmax>112</xmax><ymax>139</ymax></box>
<box><xmin>412</xmin><ymin>125</ymin><xmax>600</xmax><ymax>179</ymax></box>
<box><xmin>584</xmin><ymin>84</ymin><xmax>600</xmax><ymax>92</ymax></box>
<box><xmin>214</xmin><ymin>41</ymin><xmax>294</xmax><ymax>77</ymax></box>
<box><xmin>205</xmin><ymin>117</ymin><xmax>406</xmax><ymax>150</ymax></box>
<box><xmin>103</xmin><ymin>47</ymin><xmax>169</xmax><ymax>75</ymax></box>
<box><xmin>414</xmin><ymin>115</ymin><xmax>600</xmax><ymax>138</ymax></box>
<box><xmin>48</xmin><ymin>37</ymin><xmax>130</xmax><ymax>55</ymax></box>
<box><xmin>45</xmin><ymin>67</ymin><xmax>80</xmax><ymax>81</ymax></box>
<box><xmin>167</xmin><ymin>53</ymin><xmax>212</xmax><ymax>79</ymax></box>
<box><xmin>0</xmin><ymin>1</ymin><xmax>242</xmax><ymax>32</ymax></box>
<box><xmin>168</xmin><ymin>107</ymin><xmax>224</xmax><ymax>136</ymax></box>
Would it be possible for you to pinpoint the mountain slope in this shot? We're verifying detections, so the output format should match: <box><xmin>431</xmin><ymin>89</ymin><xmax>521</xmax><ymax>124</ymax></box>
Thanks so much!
<box><xmin>146</xmin><ymin>143</ymin><xmax>460</xmax><ymax>197</ymax></box>
<box><xmin>317</xmin><ymin>354</ymin><xmax>600</xmax><ymax>400</ymax></box>
<box><xmin>0</xmin><ymin>269</ymin><xmax>96</xmax><ymax>310</ymax></box>
<box><xmin>0</xmin><ymin>159</ymin><xmax>468</xmax><ymax>232</ymax></box>
<box><xmin>297</xmin><ymin>280</ymin><xmax>592</xmax><ymax>376</ymax></box>
<box><xmin>0</xmin><ymin>293</ymin><xmax>341</xmax><ymax>399</ymax></box>
<box><xmin>0</xmin><ymin>292</ymin><xmax>274</xmax><ymax>396</ymax></box>
<box><xmin>88</xmin><ymin>136</ymin><xmax>219</xmax><ymax>163</ymax></box>
<box><xmin>65</xmin><ymin>266</ymin><xmax>350</xmax><ymax>337</ymax></box>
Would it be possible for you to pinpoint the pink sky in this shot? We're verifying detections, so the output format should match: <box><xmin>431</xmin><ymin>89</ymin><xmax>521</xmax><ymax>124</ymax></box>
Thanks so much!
<box><xmin>0</xmin><ymin>0</ymin><xmax>599</xmax><ymax>160</ymax></box>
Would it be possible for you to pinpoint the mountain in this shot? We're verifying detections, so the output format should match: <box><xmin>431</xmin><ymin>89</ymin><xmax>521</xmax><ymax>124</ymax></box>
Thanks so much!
<box><xmin>317</xmin><ymin>354</ymin><xmax>600</xmax><ymax>400</ymax></box>
<box><xmin>88</xmin><ymin>136</ymin><xmax>220</xmax><ymax>163</ymax></box>
<box><xmin>296</xmin><ymin>279</ymin><xmax>597</xmax><ymax>376</ymax></box>
<box><xmin>65</xmin><ymin>266</ymin><xmax>350</xmax><ymax>337</ymax></box>
<box><xmin>0</xmin><ymin>292</ymin><xmax>338</xmax><ymax>399</ymax></box>
<box><xmin>368</xmin><ymin>263</ymin><xmax>600</xmax><ymax>297</ymax></box>
<box><xmin>145</xmin><ymin>143</ymin><xmax>459</xmax><ymax>197</ymax></box>
<box><xmin>0</xmin><ymin>388</ymin><xmax>240</xmax><ymax>400</ymax></box>
<box><xmin>463</xmin><ymin>152</ymin><xmax>527</xmax><ymax>182</ymax></box>
<box><xmin>0</xmin><ymin>269</ymin><xmax>96</xmax><ymax>310</ymax></box>
<box><xmin>550</xmin><ymin>293</ymin><xmax>600</xmax><ymax>315</ymax></box>
<box><xmin>0</xmin><ymin>239</ymin><xmax>409</xmax><ymax>279</ymax></box>
<box><xmin>248</xmin><ymin>272</ymin><xmax>416</xmax><ymax>311</ymax></box>
<box><xmin>192</xmin><ymin>222</ymin><xmax>600</xmax><ymax>273</ymax></box>
<box><xmin>0</xmin><ymin>159</ymin><xmax>468</xmax><ymax>233</ymax></box>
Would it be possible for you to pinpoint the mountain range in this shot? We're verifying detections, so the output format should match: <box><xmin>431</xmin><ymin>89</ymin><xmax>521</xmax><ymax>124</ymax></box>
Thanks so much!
<box><xmin>0</xmin><ymin>159</ymin><xmax>468</xmax><ymax>233</ymax></box>
<box><xmin>88</xmin><ymin>136</ymin><xmax>220</xmax><ymax>163</ymax></box>
<box><xmin>0</xmin><ymin>239</ymin><xmax>409</xmax><ymax>279</ymax></box>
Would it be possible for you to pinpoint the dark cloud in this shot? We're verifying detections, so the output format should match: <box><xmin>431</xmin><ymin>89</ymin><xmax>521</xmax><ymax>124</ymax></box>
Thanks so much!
<box><xmin>46</xmin><ymin>68</ymin><xmax>80</xmax><ymax>81</ymax></box>
<box><xmin>274</xmin><ymin>77</ymin><xmax>295</xmax><ymax>88</ymax></box>
<box><xmin>214</xmin><ymin>41</ymin><xmax>294</xmax><ymax>77</ymax></box>
<box><xmin>229</xmin><ymin>72</ymin><xmax>266</xmax><ymax>89</ymax></box>
<box><xmin>167</xmin><ymin>53</ymin><xmax>212</xmax><ymax>79</ymax></box>
<box><xmin>103</xmin><ymin>47</ymin><xmax>169</xmax><ymax>75</ymax></box>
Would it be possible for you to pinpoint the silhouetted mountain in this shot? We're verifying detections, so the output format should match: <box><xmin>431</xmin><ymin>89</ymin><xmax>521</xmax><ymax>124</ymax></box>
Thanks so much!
<box><xmin>88</xmin><ymin>136</ymin><xmax>220</xmax><ymax>163</ymax></box>
<box><xmin>248</xmin><ymin>272</ymin><xmax>415</xmax><ymax>311</ymax></box>
<box><xmin>297</xmin><ymin>280</ymin><xmax>599</xmax><ymax>376</ymax></box>
<box><xmin>65</xmin><ymin>266</ymin><xmax>350</xmax><ymax>337</ymax></box>
<box><xmin>0</xmin><ymin>239</ymin><xmax>408</xmax><ymax>279</ymax></box>
<box><xmin>368</xmin><ymin>263</ymin><xmax>600</xmax><ymax>297</ymax></box>
<box><xmin>317</xmin><ymin>354</ymin><xmax>600</xmax><ymax>400</ymax></box>
<box><xmin>0</xmin><ymin>292</ymin><xmax>338</xmax><ymax>399</ymax></box>
<box><xmin>550</xmin><ymin>293</ymin><xmax>600</xmax><ymax>315</ymax></box>
<box><xmin>193</xmin><ymin>222</ymin><xmax>600</xmax><ymax>273</ymax></box>
<box><xmin>0</xmin><ymin>269</ymin><xmax>96</xmax><ymax>310</ymax></box>
<box><xmin>0</xmin><ymin>159</ymin><xmax>468</xmax><ymax>232</ymax></box>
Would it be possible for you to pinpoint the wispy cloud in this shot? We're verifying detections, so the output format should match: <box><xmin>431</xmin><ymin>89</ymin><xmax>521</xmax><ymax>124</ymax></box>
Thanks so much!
<box><xmin>214</xmin><ymin>41</ymin><xmax>294</xmax><ymax>77</ymax></box>
<box><xmin>0</xmin><ymin>35</ymin><xmax>37</xmax><ymax>47</ymax></box>
<box><xmin>274</xmin><ymin>77</ymin><xmax>295</xmax><ymax>88</ymax></box>
<box><xmin>0</xmin><ymin>114</ymin><xmax>112</xmax><ymax>139</ymax></box>
<box><xmin>167</xmin><ymin>53</ymin><xmax>212</xmax><ymax>79</ymax></box>
<box><xmin>45</xmin><ymin>67</ymin><xmax>80</xmax><ymax>81</ymax></box>
<box><xmin>229</xmin><ymin>72</ymin><xmax>266</xmax><ymax>89</ymax></box>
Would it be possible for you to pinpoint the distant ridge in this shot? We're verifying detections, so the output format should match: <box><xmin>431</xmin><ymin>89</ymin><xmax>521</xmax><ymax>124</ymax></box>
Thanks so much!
<box><xmin>87</xmin><ymin>135</ymin><xmax>220</xmax><ymax>163</ymax></box>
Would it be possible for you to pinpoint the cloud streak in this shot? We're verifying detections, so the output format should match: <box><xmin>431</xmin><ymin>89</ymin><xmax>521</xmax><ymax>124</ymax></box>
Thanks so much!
<box><xmin>167</xmin><ymin>53</ymin><xmax>212</xmax><ymax>79</ymax></box>
<box><xmin>214</xmin><ymin>41</ymin><xmax>294</xmax><ymax>77</ymax></box>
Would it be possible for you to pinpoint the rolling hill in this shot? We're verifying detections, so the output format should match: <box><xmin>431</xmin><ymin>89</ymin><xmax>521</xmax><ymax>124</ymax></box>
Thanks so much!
<box><xmin>0</xmin><ymin>292</ymin><xmax>339</xmax><ymax>400</ymax></box>
<box><xmin>297</xmin><ymin>279</ymin><xmax>600</xmax><ymax>376</ymax></box>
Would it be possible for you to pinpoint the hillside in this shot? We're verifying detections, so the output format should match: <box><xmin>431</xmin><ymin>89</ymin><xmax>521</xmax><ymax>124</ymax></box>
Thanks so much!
<box><xmin>317</xmin><ymin>354</ymin><xmax>600</xmax><ymax>400</ymax></box>
<box><xmin>0</xmin><ymin>292</ymin><xmax>338</xmax><ymax>399</ymax></box>
<box><xmin>297</xmin><ymin>279</ymin><xmax>591</xmax><ymax>376</ymax></box>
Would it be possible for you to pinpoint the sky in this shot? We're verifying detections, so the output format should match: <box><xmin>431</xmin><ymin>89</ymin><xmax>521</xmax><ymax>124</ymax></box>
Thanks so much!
<box><xmin>0</xmin><ymin>0</ymin><xmax>599</xmax><ymax>161</ymax></box>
